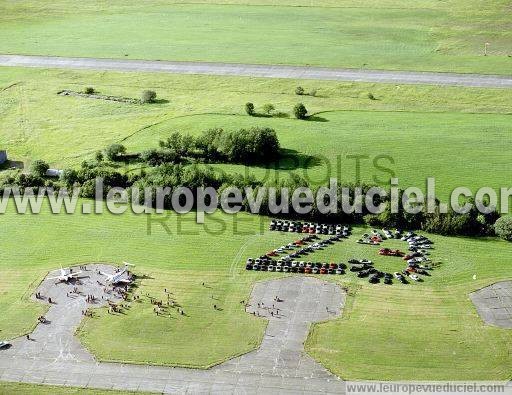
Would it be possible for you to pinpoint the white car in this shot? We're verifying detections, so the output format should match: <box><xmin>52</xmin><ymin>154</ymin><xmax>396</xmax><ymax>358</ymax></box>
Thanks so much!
<box><xmin>410</xmin><ymin>274</ymin><xmax>420</xmax><ymax>282</ymax></box>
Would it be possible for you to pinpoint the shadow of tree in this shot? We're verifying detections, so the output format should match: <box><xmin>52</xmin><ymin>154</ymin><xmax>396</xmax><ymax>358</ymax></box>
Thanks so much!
<box><xmin>306</xmin><ymin>115</ymin><xmax>329</xmax><ymax>122</ymax></box>
<box><xmin>273</xmin><ymin>112</ymin><xmax>289</xmax><ymax>118</ymax></box>
<box><xmin>0</xmin><ymin>160</ymin><xmax>24</xmax><ymax>171</ymax></box>
<box><xmin>151</xmin><ymin>98</ymin><xmax>170</xmax><ymax>104</ymax></box>
<box><xmin>269</xmin><ymin>149</ymin><xmax>324</xmax><ymax>170</ymax></box>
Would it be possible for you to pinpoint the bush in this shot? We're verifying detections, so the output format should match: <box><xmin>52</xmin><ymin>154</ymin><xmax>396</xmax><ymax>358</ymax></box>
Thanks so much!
<box><xmin>95</xmin><ymin>151</ymin><xmax>104</xmax><ymax>162</ymax></box>
<box><xmin>30</xmin><ymin>160</ymin><xmax>49</xmax><ymax>177</ymax></box>
<box><xmin>310</xmin><ymin>89</ymin><xmax>318</xmax><ymax>97</ymax></box>
<box><xmin>363</xmin><ymin>214</ymin><xmax>381</xmax><ymax>226</ymax></box>
<box><xmin>196</xmin><ymin>127</ymin><xmax>280</xmax><ymax>164</ymax></box>
<box><xmin>105</xmin><ymin>144</ymin><xmax>126</xmax><ymax>161</ymax></box>
<box><xmin>60</xmin><ymin>169</ymin><xmax>78</xmax><ymax>187</ymax></box>
<box><xmin>226</xmin><ymin>127</ymin><xmax>280</xmax><ymax>163</ymax></box>
<box><xmin>262</xmin><ymin>103</ymin><xmax>275</xmax><ymax>115</ymax></box>
<box><xmin>293</xmin><ymin>103</ymin><xmax>308</xmax><ymax>120</ymax></box>
<box><xmin>140</xmin><ymin>149</ymin><xmax>180</xmax><ymax>166</ymax></box>
<box><xmin>80</xmin><ymin>179</ymin><xmax>97</xmax><ymax>198</ymax></box>
<box><xmin>159</xmin><ymin>132</ymin><xmax>196</xmax><ymax>157</ymax></box>
<box><xmin>495</xmin><ymin>216</ymin><xmax>512</xmax><ymax>241</ymax></box>
<box><xmin>141</xmin><ymin>90</ymin><xmax>157</xmax><ymax>103</ymax></box>
<box><xmin>245</xmin><ymin>102</ymin><xmax>255</xmax><ymax>116</ymax></box>
<box><xmin>84</xmin><ymin>87</ymin><xmax>95</xmax><ymax>94</ymax></box>
<box><xmin>368</xmin><ymin>92</ymin><xmax>376</xmax><ymax>100</ymax></box>
<box><xmin>9</xmin><ymin>173</ymin><xmax>46</xmax><ymax>189</ymax></box>
<box><xmin>295</xmin><ymin>86</ymin><xmax>305</xmax><ymax>95</ymax></box>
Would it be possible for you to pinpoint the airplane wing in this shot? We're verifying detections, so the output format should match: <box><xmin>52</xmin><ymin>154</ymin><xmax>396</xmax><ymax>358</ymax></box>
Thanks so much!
<box><xmin>99</xmin><ymin>271</ymin><xmax>114</xmax><ymax>281</ymax></box>
<box><xmin>69</xmin><ymin>270</ymin><xmax>82</xmax><ymax>277</ymax></box>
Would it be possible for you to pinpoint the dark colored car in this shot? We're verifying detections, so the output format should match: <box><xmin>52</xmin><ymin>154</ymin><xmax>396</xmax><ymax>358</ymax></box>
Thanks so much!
<box><xmin>357</xmin><ymin>270</ymin><xmax>370</xmax><ymax>278</ymax></box>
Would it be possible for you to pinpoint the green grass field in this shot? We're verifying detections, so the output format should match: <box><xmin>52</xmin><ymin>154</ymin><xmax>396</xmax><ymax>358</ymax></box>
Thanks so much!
<box><xmin>306</xmin><ymin>235</ymin><xmax>512</xmax><ymax>380</ymax></box>
<box><xmin>1</xmin><ymin>66</ymin><xmax>512</xmax><ymax>381</ymax></box>
<box><xmin>1</xmin><ymin>0</ymin><xmax>511</xmax><ymax>74</ymax></box>
<box><xmin>0</xmin><ymin>382</ymin><xmax>153</xmax><ymax>395</ymax></box>
<box><xmin>0</xmin><ymin>201</ymin><xmax>511</xmax><ymax>380</ymax></box>
<box><xmin>1</xmin><ymin>67</ymin><xmax>512</xmax><ymax>200</ymax></box>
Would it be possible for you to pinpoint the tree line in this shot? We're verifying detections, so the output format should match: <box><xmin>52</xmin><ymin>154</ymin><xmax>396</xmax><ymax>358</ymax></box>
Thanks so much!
<box><xmin>0</xmin><ymin>127</ymin><xmax>507</xmax><ymax>239</ymax></box>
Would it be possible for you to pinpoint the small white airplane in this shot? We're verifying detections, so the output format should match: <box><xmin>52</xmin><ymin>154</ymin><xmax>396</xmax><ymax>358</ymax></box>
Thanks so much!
<box><xmin>48</xmin><ymin>267</ymin><xmax>82</xmax><ymax>283</ymax></box>
<box><xmin>99</xmin><ymin>262</ymin><xmax>134</xmax><ymax>285</ymax></box>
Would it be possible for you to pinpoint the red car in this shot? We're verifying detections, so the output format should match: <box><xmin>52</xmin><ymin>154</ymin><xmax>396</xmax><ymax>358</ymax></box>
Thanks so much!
<box><xmin>379</xmin><ymin>248</ymin><xmax>404</xmax><ymax>257</ymax></box>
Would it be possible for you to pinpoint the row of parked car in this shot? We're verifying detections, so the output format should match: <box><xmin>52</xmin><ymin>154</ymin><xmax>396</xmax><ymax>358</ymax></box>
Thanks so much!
<box><xmin>246</xmin><ymin>231</ymin><xmax>347</xmax><ymax>274</ymax></box>
<box><xmin>246</xmin><ymin>221</ymin><xmax>437</xmax><ymax>285</ymax></box>
<box><xmin>357</xmin><ymin>229</ymin><xmax>436</xmax><ymax>283</ymax></box>
<box><xmin>269</xmin><ymin>220</ymin><xmax>351</xmax><ymax>237</ymax></box>
<box><xmin>246</xmin><ymin>257</ymin><xmax>347</xmax><ymax>275</ymax></box>
<box><xmin>347</xmin><ymin>259</ymin><xmax>396</xmax><ymax>284</ymax></box>
<box><xmin>269</xmin><ymin>234</ymin><xmax>348</xmax><ymax>261</ymax></box>
<box><xmin>401</xmin><ymin>232</ymin><xmax>435</xmax><ymax>281</ymax></box>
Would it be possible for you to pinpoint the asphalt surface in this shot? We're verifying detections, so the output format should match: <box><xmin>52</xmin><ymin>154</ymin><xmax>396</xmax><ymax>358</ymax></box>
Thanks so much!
<box><xmin>470</xmin><ymin>281</ymin><xmax>512</xmax><ymax>329</ymax></box>
<box><xmin>0</xmin><ymin>270</ymin><xmax>346</xmax><ymax>394</ymax></box>
<box><xmin>1</xmin><ymin>54</ymin><xmax>512</xmax><ymax>88</ymax></box>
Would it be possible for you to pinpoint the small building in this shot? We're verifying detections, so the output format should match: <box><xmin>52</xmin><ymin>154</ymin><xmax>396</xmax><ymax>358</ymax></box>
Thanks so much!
<box><xmin>45</xmin><ymin>168</ymin><xmax>63</xmax><ymax>178</ymax></box>
<box><xmin>0</xmin><ymin>150</ymin><xmax>6</xmax><ymax>165</ymax></box>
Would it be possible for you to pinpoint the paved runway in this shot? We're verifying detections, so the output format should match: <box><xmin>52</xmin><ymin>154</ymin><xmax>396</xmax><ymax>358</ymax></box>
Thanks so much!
<box><xmin>1</xmin><ymin>54</ymin><xmax>511</xmax><ymax>88</ymax></box>
<box><xmin>0</xmin><ymin>268</ymin><xmax>346</xmax><ymax>394</ymax></box>
<box><xmin>470</xmin><ymin>281</ymin><xmax>512</xmax><ymax>329</ymax></box>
